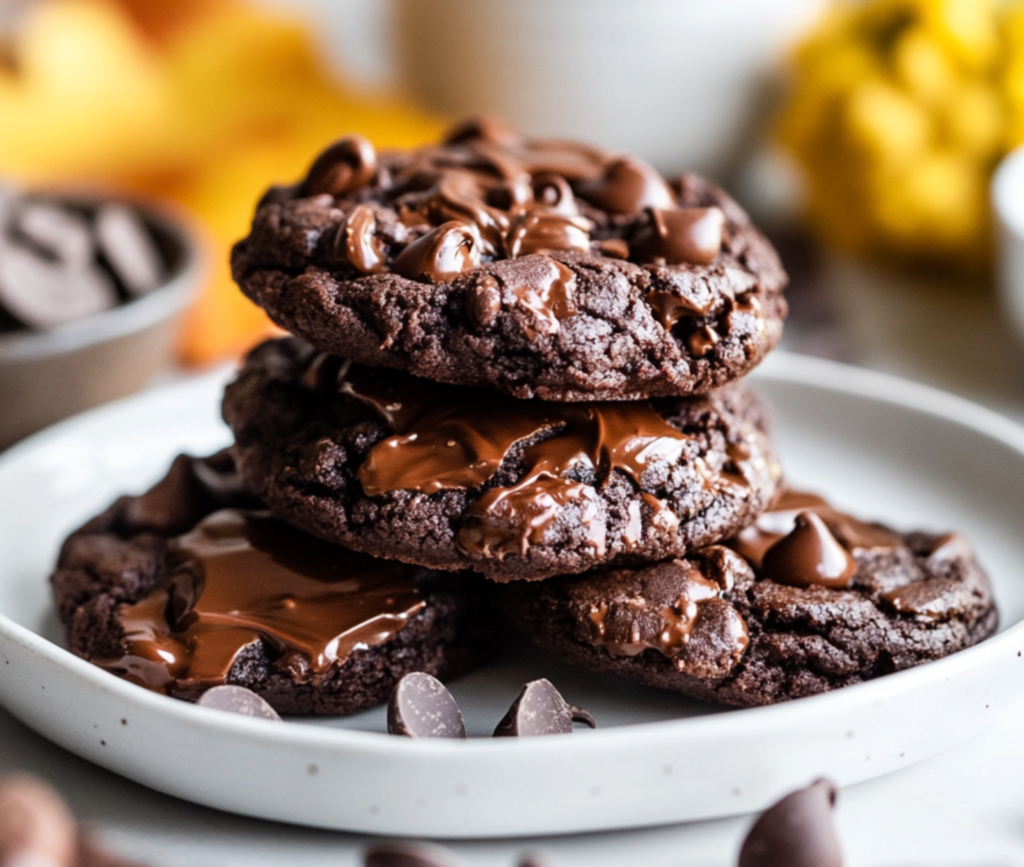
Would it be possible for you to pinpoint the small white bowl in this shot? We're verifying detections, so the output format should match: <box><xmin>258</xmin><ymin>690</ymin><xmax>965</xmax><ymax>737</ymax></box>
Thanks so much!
<box><xmin>993</xmin><ymin>146</ymin><xmax>1024</xmax><ymax>343</ymax></box>
<box><xmin>0</xmin><ymin>199</ymin><xmax>203</xmax><ymax>450</ymax></box>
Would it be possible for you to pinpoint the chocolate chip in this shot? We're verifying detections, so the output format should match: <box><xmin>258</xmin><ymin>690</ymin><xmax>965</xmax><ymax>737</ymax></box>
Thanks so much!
<box><xmin>493</xmin><ymin>679</ymin><xmax>596</xmax><ymax>737</ymax></box>
<box><xmin>443</xmin><ymin>116</ymin><xmax>522</xmax><ymax>147</ymax></box>
<box><xmin>0</xmin><ymin>774</ymin><xmax>78</xmax><ymax>867</ymax></box>
<box><xmin>387</xmin><ymin>672</ymin><xmax>465</xmax><ymax>738</ymax></box>
<box><xmin>364</xmin><ymin>842</ymin><xmax>461</xmax><ymax>867</ymax></box>
<box><xmin>95</xmin><ymin>203</ymin><xmax>165</xmax><ymax>297</ymax></box>
<box><xmin>303</xmin><ymin>135</ymin><xmax>378</xmax><ymax>197</ymax></box>
<box><xmin>738</xmin><ymin>778</ymin><xmax>842</xmax><ymax>867</ymax></box>
<box><xmin>465</xmin><ymin>276</ymin><xmax>501</xmax><ymax>328</ymax></box>
<box><xmin>13</xmin><ymin>201</ymin><xmax>93</xmax><ymax>267</ymax></box>
<box><xmin>195</xmin><ymin>685</ymin><xmax>282</xmax><ymax>721</ymax></box>
<box><xmin>0</xmin><ymin>245</ymin><xmax>116</xmax><ymax>329</ymax></box>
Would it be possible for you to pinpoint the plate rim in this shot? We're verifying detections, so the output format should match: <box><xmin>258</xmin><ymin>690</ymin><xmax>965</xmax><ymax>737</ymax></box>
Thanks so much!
<box><xmin>1</xmin><ymin>348</ymin><xmax>1022</xmax><ymax>753</ymax></box>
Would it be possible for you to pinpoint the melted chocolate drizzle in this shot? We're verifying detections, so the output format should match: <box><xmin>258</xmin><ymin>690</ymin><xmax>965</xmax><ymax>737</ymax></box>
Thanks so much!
<box><xmin>96</xmin><ymin>510</ymin><xmax>424</xmax><ymax>696</ymax></box>
<box><xmin>332</xmin><ymin>361</ymin><xmax>702</xmax><ymax>560</ymax></box>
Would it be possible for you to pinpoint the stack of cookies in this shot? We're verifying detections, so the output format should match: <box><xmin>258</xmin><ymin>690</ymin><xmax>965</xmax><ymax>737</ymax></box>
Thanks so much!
<box><xmin>52</xmin><ymin>119</ymin><xmax>998</xmax><ymax>715</ymax></box>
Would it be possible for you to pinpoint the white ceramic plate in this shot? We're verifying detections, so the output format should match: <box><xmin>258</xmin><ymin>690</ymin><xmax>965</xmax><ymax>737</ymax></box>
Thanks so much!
<box><xmin>1</xmin><ymin>352</ymin><xmax>1023</xmax><ymax>839</ymax></box>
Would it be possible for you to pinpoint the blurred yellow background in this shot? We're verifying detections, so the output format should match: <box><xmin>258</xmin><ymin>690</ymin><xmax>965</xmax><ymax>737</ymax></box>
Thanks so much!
<box><xmin>779</xmin><ymin>0</ymin><xmax>1024</xmax><ymax>273</ymax></box>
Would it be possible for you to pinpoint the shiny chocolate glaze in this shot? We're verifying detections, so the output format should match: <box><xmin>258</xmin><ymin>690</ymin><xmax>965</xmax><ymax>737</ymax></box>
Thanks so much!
<box><xmin>336</xmin><ymin>360</ymin><xmax>698</xmax><ymax>560</ymax></box>
<box><xmin>96</xmin><ymin>509</ymin><xmax>424</xmax><ymax>697</ymax></box>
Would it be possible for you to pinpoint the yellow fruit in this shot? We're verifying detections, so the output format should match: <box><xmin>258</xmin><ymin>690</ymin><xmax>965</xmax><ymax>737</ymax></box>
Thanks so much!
<box><xmin>778</xmin><ymin>0</ymin><xmax>1022</xmax><ymax>271</ymax></box>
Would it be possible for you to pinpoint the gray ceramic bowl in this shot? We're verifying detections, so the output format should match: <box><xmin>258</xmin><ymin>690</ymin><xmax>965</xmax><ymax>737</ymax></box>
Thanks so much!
<box><xmin>0</xmin><ymin>198</ymin><xmax>203</xmax><ymax>450</ymax></box>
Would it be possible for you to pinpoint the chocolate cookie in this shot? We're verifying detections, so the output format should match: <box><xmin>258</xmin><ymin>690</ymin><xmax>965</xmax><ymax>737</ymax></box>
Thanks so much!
<box><xmin>502</xmin><ymin>490</ymin><xmax>999</xmax><ymax>705</ymax></box>
<box><xmin>222</xmin><ymin>337</ymin><xmax>782</xmax><ymax>582</ymax></box>
<box><xmin>230</xmin><ymin>119</ymin><xmax>787</xmax><ymax>401</ymax></box>
<box><xmin>51</xmin><ymin>451</ymin><xmax>493</xmax><ymax>715</ymax></box>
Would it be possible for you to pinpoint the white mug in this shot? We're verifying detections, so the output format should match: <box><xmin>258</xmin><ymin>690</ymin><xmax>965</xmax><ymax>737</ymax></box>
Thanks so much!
<box><xmin>393</xmin><ymin>0</ymin><xmax>825</xmax><ymax>180</ymax></box>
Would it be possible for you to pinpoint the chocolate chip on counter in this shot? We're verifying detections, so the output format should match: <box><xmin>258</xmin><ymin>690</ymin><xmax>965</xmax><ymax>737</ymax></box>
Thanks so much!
<box><xmin>493</xmin><ymin>679</ymin><xmax>596</xmax><ymax>738</ymax></box>
<box><xmin>95</xmin><ymin>203</ymin><xmax>165</xmax><ymax>297</ymax></box>
<box><xmin>0</xmin><ymin>246</ymin><xmax>117</xmax><ymax>329</ymax></box>
<box><xmin>738</xmin><ymin>778</ymin><xmax>842</xmax><ymax>867</ymax></box>
<box><xmin>195</xmin><ymin>685</ymin><xmax>282</xmax><ymax>721</ymax></box>
<box><xmin>387</xmin><ymin>672</ymin><xmax>465</xmax><ymax>739</ymax></box>
<box><xmin>0</xmin><ymin>774</ymin><xmax>78</xmax><ymax>867</ymax></box>
<box><xmin>14</xmin><ymin>201</ymin><xmax>94</xmax><ymax>267</ymax></box>
<box><xmin>364</xmin><ymin>842</ymin><xmax>462</xmax><ymax>867</ymax></box>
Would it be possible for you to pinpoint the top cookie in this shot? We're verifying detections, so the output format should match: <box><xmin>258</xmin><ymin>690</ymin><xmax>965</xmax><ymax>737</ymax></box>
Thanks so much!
<box><xmin>231</xmin><ymin>118</ymin><xmax>788</xmax><ymax>401</ymax></box>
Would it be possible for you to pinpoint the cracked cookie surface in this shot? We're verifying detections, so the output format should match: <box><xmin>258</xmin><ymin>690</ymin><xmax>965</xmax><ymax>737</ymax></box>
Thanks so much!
<box><xmin>502</xmin><ymin>490</ymin><xmax>998</xmax><ymax>705</ymax></box>
<box><xmin>222</xmin><ymin>337</ymin><xmax>782</xmax><ymax>582</ymax></box>
<box><xmin>230</xmin><ymin>121</ymin><xmax>787</xmax><ymax>401</ymax></box>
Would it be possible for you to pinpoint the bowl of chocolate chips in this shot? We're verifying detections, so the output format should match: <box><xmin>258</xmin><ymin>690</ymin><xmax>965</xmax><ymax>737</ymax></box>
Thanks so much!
<box><xmin>0</xmin><ymin>186</ymin><xmax>202</xmax><ymax>449</ymax></box>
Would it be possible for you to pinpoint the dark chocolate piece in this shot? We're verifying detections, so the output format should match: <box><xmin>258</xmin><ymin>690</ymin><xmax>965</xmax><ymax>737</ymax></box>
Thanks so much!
<box><xmin>14</xmin><ymin>201</ymin><xmax>93</xmax><ymax>266</ymax></box>
<box><xmin>0</xmin><ymin>244</ymin><xmax>116</xmax><ymax>329</ymax></box>
<box><xmin>94</xmin><ymin>203</ymin><xmax>165</xmax><ymax>297</ymax></box>
<box><xmin>302</xmin><ymin>135</ymin><xmax>378</xmax><ymax>197</ymax></box>
<box><xmin>0</xmin><ymin>774</ymin><xmax>77</xmax><ymax>867</ymax></box>
<box><xmin>738</xmin><ymin>779</ymin><xmax>842</xmax><ymax>867</ymax></box>
<box><xmin>231</xmin><ymin>122</ymin><xmax>787</xmax><ymax>401</ymax></box>
<box><xmin>493</xmin><ymin>679</ymin><xmax>595</xmax><ymax>737</ymax></box>
<box><xmin>387</xmin><ymin>672</ymin><xmax>465</xmax><ymax>739</ymax></box>
<box><xmin>761</xmin><ymin>511</ymin><xmax>856</xmax><ymax>589</ymax></box>
<box><xmin>195</xmin><ymin>685</ymin><xmax>283</xmax><ymax>721</ymax></box>
<box><xmin>52</xmin><ymin>453</ymin><xmax>493</xmax><ymax>716</ymax></box>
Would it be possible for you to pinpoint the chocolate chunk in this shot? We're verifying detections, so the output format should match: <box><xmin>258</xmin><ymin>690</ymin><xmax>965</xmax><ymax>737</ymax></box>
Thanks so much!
<box><xmin>195</xmin><ymin>685</ymin><xmax>282</xmax><ymax>721</ymax></box>
<box><xmin>0</xmin><ymin>244</ymin><xmax>117</xmax><ymax>329</ymax></box>
<box><xmin>0</xmin><ymin>774</ymin><xmax>77</xmax><ymax>867</ymax></box>
<box><xmin>493</xmin><ymin>679</ymin><xmax>596</xmax><ymax>737</ymax></box>
<box><xmin>303</xmin><ymin>135</ymin><xmax>378</xmax><ymax>197</ymax></box>
<box><xmin>94</xmin><ymin>203</ymin><xmax>165</xmax><ymax>297</ymax></box>
<box><xmin>233</xmin><ymin>125</ymin><xmax>789</xmax><ymax>402</ymax></box>
<box><xmin>364</xmin><ymin>842</ymin><xmax>461</xmax><ymax>867</ymax></box>
<box><xmin>738</xmin><ymin>779</ymin><xmax>842</xmax><ymax>867</ymax></box>
<box><xmin>14</xmin><ymin>202</ymin><xmax>94</xmax><ymax>267</ymax></box>
<box><xmin>392</xmin><ymin>221</ymin><xmax>480</xmax><ymax>283</ymax></box>
<box><xmin>443</xmin><ymin>116</ymin><xmax>522</xmax><ymax>146</ymax></box>
<box><xmin>761</xmin><ymin>512</ymin><xmax>856</xmax><ymax>589</ymax></box>
<box><xmin>387</xmin><ymin>672</ymin><xmax>465</xmax><ymax>739</ymax></box>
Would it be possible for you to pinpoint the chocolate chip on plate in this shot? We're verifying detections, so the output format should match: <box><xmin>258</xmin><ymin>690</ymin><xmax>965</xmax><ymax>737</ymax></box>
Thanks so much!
<box><xmin>195</xmin><ymin>685</ymin><xmax>282</xmax><ymax>721</ymax></box>
<box><xmin>387</xmin><ymin>672</ymin><xmax>465</xmax><ymax>739</ymax></box>
<box><xmin>95</xmin><ymin>203</ymin><xmax>165</xmax><ymax>297</ymax></box>
<box><xmin>738</xmin><ymin>778</ymin><xmax>843</xmax><ymax>867</ymax></box>
<box><xmin>493</xmin><ymin>679</ymin><xmax>596</xmax><ymax>738</ymax></box>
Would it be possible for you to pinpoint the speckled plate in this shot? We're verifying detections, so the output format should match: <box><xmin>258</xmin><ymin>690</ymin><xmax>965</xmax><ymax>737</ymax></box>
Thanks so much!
<box><xmin>0</xmin><ymin>353</ymin><xmax>1022</xmax><ymax>838</ymax></box>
